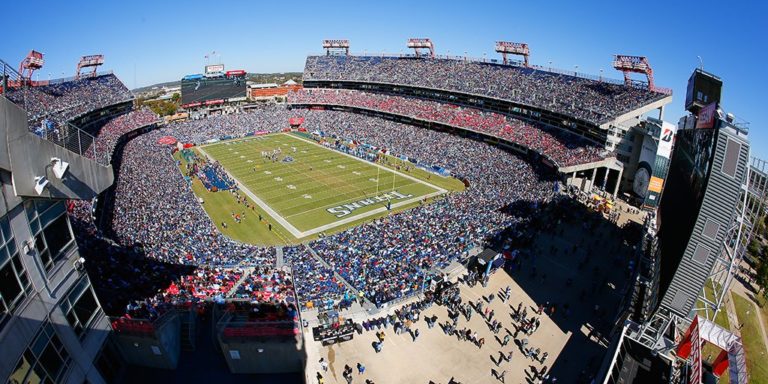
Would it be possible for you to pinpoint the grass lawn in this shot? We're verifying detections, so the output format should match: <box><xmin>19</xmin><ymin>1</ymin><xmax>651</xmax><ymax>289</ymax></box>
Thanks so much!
<box><xmin>733</xmin><ymin>293</ymin><xmax>768</xmax><ymax>384</ymax></box>
<box><xmin>178</xmin><ymin>132</ymin><xmax>464</xmax><ymax>245</ymax></box>
<box><xmin>696</xmin><ymin>280</ymin><xmax>730</xmax><ymax>328</ymax></box>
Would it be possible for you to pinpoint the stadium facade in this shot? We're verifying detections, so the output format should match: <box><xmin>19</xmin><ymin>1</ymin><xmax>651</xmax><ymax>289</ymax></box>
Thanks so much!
<box><xmin>600</xmin><ymin>69</ymin><xmax>763</xmax><ymax>384</ymax></box>
<box><xmin>0</xmin><ymin>62</ymin><xmax>115</xmax><ymax>383</ymax></box>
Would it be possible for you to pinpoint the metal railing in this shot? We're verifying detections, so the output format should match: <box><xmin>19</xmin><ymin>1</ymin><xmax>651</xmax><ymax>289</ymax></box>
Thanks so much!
<box><xmin>1</xmin><ymin>58</ymin><xmax>22</xmax><ymax>93</ymax></box>
<box><xmin>29</xmin><ymin>120</ymin><xmax>109</xmax><ymax>165</ymax></box>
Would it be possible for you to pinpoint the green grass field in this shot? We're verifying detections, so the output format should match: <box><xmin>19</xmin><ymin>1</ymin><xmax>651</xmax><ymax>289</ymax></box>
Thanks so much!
<box><xmin>733</xmin><ymin>293</ymin><xmax>768</xmax><ymax>384</ymax></box>
<box><xmin>182</xmin><ymin>132</ymin><xmax>463</xmax><ymax>245</ymax></box>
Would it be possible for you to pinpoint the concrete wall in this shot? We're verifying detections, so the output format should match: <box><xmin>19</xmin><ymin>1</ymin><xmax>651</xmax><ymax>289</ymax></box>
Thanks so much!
<box><xmin>1</xmin><ymin>97</ymin><xmax>114</xmax><ymax>199</ymax></box>
<box><xmin>221</xmin><ymin>340</ymin><xmax>305</xmax><ymax>373</ymax></box>
<box><xmin>112</xmin><ymin>315</ymin><xmax>181</xmax><ymax>370</ymax></box>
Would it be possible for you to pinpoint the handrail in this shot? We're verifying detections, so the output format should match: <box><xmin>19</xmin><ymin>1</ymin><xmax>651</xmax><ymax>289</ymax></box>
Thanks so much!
<box><xmin>29</xmin><ymin>119</ymin><xmax>109</xmax><ymax>166</ymax></box>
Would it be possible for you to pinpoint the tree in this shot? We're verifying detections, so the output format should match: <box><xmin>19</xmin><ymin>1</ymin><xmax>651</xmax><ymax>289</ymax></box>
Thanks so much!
<box><xmin>171</xmin><ymin>92</ymin><xmax>180</xmax><ymax>102</ymax></box>
<box><xmin>755</xmin><ymin>257</ymin><xmax>768</xmax><ymax>301</ymax></box>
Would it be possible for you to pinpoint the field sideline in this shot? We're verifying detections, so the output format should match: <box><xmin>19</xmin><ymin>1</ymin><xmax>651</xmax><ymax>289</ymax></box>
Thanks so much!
<box><xmin>188</xmin><ymin>132</ymin><xmax>459</xmax><ymax>243</ymax></box>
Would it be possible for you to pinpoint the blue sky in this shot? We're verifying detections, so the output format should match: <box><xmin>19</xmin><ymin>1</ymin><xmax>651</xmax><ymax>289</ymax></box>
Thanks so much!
<box><xmin>2</xmin><ymin>0</ymin><xmax>766</xmax><ymax>157</ymax></box>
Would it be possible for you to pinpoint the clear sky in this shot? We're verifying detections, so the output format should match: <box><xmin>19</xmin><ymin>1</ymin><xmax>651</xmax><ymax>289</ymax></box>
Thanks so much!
<box><xmin>2</xmin><ymin>0</ymin><xmax>766</xmax><ymax>157</ymax></box>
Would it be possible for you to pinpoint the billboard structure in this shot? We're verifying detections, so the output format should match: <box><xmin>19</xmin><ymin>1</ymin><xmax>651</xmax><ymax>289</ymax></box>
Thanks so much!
<box><xmin>632</xmin><ymin>119</ymin><xmax>677</xmax><ymax>209</ymax></box>
<box><xmin>181</xmin><ymin>66</ymin><xmax>246</xmax><ymax>106</ymax></box>
<box><xmin>205</xmin><ymin>64</ymin><xmax>225</xmax><ymax>75</ymax></box>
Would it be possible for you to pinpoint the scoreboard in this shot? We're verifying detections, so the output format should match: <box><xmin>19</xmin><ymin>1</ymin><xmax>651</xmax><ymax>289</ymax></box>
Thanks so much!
<box><xmin>181</xmin><ymin>71</ymin><xmax>246</xmax><ymax>105</ymax></box>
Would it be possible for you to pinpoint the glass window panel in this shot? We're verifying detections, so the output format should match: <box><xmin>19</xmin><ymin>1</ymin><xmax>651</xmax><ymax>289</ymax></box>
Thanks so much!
<box><xmin>39</xmin><ymin>343</ymin><xmax>65</xmax><ymax>380</ymax></box>
<box><xmin>42</xmin><ymin>216</ymin><xmax>72</xmax><ymax>260</ymax></box>
<box><xmin>33</xmin><ymin>200</ymin><xmax>57</xmax><ymax>215</ymax></box>
<box><xmin>0</xmin><ymin>245</ymin><xmax>8</xmax><ymax>266</ymax></box>
<box><xmin>32</xmin><ymin>333</ymin><xmax>48</xmax><ymax>356</ymax></box>
<box><xmin>8</xmin><ymin>352</ymin><xmax>33</xmax><ymax>384</ymax></box>
<box><xmin>0</xmin><ymin>216</ymin><xmax>10</xmax><ymax>242</ymax></box>
<box><xmin>31</xmin><ymin>218</ymin><xmax>40</xmax><ymax>234</ymax></box>
<box><xmin>39</xmin><ymin>205</ymin><xmax>64</xmax><ymax>228</ymax></box>
<box><xmin>0</xmin><ymin>262</ymin><xmax>22</xmax><ymax>306</ymax></box>
<box><xmin>7</xmin><ymin>239</ymin><xmax>17</xmax><ymax>260</ymax></box>
<box><xmin>34</xmin><ymin>234</ymin><xmax>46</xmax><ymax>253</ymax></box>
<box><xmin>74</xmin><ymin>289</ymin><xmax>98</xmax><ymax>327</ymax></box>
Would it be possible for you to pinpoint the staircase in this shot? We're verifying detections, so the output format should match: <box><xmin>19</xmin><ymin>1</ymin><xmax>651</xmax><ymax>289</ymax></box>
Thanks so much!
<box><xmin>275</xmin><ymin>247</ymin><xmax>285</xmax><ymax>268</ymax></box>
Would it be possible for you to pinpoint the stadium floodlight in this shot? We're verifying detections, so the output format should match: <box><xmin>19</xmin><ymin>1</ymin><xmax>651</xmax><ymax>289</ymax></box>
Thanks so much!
<box><xmin>51</xmin><ymin>157</ymin><xmax>69</xmax><ymax>179</ymax></box>
<box><xmin>495</xmin><ymin>41</ymin><xmax>530</xmax><ymax>67</ymax></box>
<box><xmin>34</xmin><ymin>176</ymin><xmax>49</xmax><ymax>195</ymax></box>
<box><xmin>19</xmin><ymin>50</ymin><xmax>44</xmax><ymax>81</ymax></box>
<box><xmin>612</xmin><ymin>55</ymin><xmax>657</xmax><ymax>92</ymax></box>
<box><xmin>75</xmin><ymin>54</ymin><xmax>104</xmax><ymax>79</ymax></box>
<box><xmin>322</xmin><ymin>39</ymin><xmax>350</xmax><ymax>56</ymax></box>
<box><xmin>407</xmin><ymin>38</ymin><xmax>435</xmax><ymax>58</ymax></box>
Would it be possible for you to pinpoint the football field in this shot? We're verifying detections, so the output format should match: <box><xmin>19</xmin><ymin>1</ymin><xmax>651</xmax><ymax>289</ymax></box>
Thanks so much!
<box><xmin>197</xmin><ymin>133</ymin><xmax>447</xmax><ymax>238</ymax></box>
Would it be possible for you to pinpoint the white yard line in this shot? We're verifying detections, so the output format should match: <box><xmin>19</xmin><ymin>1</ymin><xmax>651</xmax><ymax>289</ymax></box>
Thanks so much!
<box><xmin>283</xmin><ymin>133</ymin><xmax>447</xmax><ymax>194</ymax></box>
<box><xmin>197</xmin><ymin>146</ymin><xmax>305</xmax><ymax>238</ymax></box>
<box><xmin>197</xmin><ymin>133</ymin><xmax>448</xmax><ymax>239</ymax></box>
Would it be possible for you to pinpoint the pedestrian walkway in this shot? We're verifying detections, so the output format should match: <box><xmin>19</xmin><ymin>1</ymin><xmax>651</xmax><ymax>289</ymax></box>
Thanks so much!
<box><xmin>275</xmin><ymin>247</ymin><xmax>285</xmax><ymax>268</ymax></box>
<box><xmin>303</xmin><ymin>271</ymin><xmax>571</xmax><ymax>384</ymax></box>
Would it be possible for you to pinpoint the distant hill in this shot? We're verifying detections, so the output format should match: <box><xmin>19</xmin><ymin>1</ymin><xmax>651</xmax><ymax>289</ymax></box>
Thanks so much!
<box><xmin>132</xmin><ymin>72</ymin><xmax>303</xmax><ymax>94</ymax></box>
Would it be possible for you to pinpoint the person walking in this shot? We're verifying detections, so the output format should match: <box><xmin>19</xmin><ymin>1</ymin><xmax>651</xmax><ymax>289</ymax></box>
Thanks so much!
<box><xmin>357</xmin><ymin>362</ymin><xmax>365</xmax><ymax>374</ymax></box>
<box><xmin>502</xmin><ymin>334</ymin><xmax>510</xmax><ymax>346</ymax></box>
<box><xmin>319</xmin><ymin>358</ymin><xmax>328</xmax><ymax>372</ymax></box>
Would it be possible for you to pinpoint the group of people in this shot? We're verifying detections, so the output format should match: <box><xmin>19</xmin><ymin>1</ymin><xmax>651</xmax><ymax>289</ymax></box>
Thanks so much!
<box><xmin>290</xmin><ymin>88</ymin><xmax>605</xmax><ymax>167</ymax></box>
<box><xmin>85</xmin><ymin>107</ymin><xmax>160</xmax><ymax>164</ymax></box>
<box><xmin>5</xmin><ymin>73</ymin><xmax>133</xmax><ymax>131</ymax></box>
<box><xmin>283</xmin><ymin>246</ymin><xmax>351</xmax><ymax>310</ymax></box>
<box><xmin>95</xmin><ymin>106</ymin><xmax>555</xmax><ymax>310</ymax></box>
<box><xmin>303</xmin><ymin>55</ymin><xmax>666</xmax><ymax>125</ymax></box>
<box><xmin>28</xmin><ymin>72</ymin><xmax>574</xmax><ymax>323</ymax></box>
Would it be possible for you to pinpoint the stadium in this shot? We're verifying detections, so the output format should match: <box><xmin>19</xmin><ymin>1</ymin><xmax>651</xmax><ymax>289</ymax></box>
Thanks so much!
<box><xmin>0</xmin><ymin>28</ymin><xmax>765</xmax><ymax>384</ymax></box>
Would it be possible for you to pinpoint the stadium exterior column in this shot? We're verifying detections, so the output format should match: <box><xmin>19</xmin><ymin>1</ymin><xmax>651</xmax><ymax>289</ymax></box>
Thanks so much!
<box><xmin>613</xmin><ymin>168</ymin><xmax>623</xmax><ymax>197</ymax></box>
<box><xmin>590</xmin><ymin>168</ymin><xmax>597</xmax><ymax>191</ymax></box>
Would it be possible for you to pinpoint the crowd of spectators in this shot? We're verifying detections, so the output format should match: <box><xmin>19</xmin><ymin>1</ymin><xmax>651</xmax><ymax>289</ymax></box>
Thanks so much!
<box><xmin>5</xmin><ymin>74</ymin><xmax>133</xmax><ymax>128</ymax></box>
<box><xmin>284</xmin><ymin>246</ymin><xmax>350</xmax><ymax>310</ymax></box>
<box><xmin>85</xmin><ymin>107</ymin><xmax>160</xmax><ymax>163</ymax></box>
<box><xmin>291</xmin><ymin>88</ymin><xmax>605</xmax><ymax>167</ymax></box>
<box><xmin>68</xmin><ymin>102</ymin><xmax>558</xmax><ymax>310</ymax></box>
<box><xmin>230</xmin><ymin>267</ymin><xmax>295</xmax><ymax>304</ymax></box>
<box><xmin>303</xmin><ymin>55</ymin><xmax>666</xmax><ymax>124</ymax></box>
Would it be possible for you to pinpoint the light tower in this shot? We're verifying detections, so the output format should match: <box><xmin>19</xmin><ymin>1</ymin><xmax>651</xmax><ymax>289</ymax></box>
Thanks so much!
<box><xmin>407</xmin><ymin>38</ymin><xmax>434</xmax><ymax>58</ymax></box>
<box><xmin>612</xmin><ymin>55</ymin><xmax>656</xmax><ymax>91</ymax></box>
<box><xmin>495</xmin><ymin>41</ymin><xmax>530</xmax><ymax>67</ymax></box>
<box><xmin>322</xmin><ymin>39</ymin><xmax>350</xmax><ymax>56</ymax></box>
<box><xmin>18</xmin><ymin>50</ymin><xmax>44</xmax><ymax>81</ymax></box>
<box><xmin>75</xmin><ymin>54</ymin><xmax>104</xmax><ymax>79</ymax></box>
